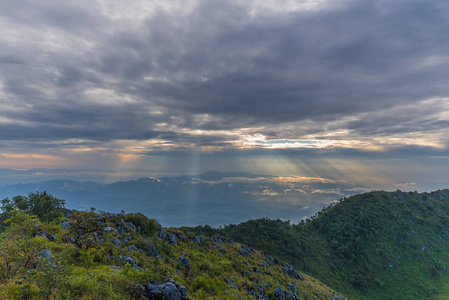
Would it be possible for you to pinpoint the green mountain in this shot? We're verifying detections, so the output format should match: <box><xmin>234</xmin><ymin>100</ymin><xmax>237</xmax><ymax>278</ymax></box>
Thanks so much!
<box><xmin>186</xmin><ymin>189</ymin><xmax>449</xmax><ymax>299</ymax></box>
<box><xmin>0</xmin><ymin>193</ymin><xmax>343</xmax><ymax>299</ymax></box>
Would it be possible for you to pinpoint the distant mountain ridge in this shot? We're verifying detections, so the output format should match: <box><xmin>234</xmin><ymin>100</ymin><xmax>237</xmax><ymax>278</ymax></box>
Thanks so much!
<box><xmin>0</xmin><ymin>171</ymin><xmax>368</xmax><ymax>227</ymax></box>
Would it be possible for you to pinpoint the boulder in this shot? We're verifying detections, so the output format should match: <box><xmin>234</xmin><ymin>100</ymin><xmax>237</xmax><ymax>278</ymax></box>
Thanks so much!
<box><xmin>255</xmin><ymin>283</ymin><xmax>270</xmax><ymax>299</ymax></box>
<box><xmin>179</xmin><ymin>257</ymin><xmax>190</xmax><ymax>268</ymax></box>
<box><xmin>226</xmin><ymin>279</ymin><xmax>237</xmax><ymax>289</ymax></box>
<box><xmin>239</xmin><ymin>246</ymin><xmax>249</xmax><ymax>257</ymax></box>
<box><xmin>127</xmin><ymin>244</ymin><xmax>138</xmax><ymax>251</ymax></box>
<box><xmin>171</xmin><ymin>234</ymin><xmax>178</xmax><ymax>244</ymax></box>
<box><xmin>37</xmin><ymin>230</ymin><xmax>47</xmax><ymax>238</ymax></box>
<box><xmin>61</xmin><ymin>221</ymin><xmax>71</xmax><ymax>230</ymax></box>
<box><xmin>40</xmin><ymin>249</ymin><xmax>53</xmax><ymax>260</ymax></box>
<box><xmin>149</xmin><ymin>244</ymin><xmax>160</xmax><ymax>258</ymax></box>
<box><xmin>284</xmin><ymin>263</ymin><xmax>304</xmax><ymax>280</ymax></box>
<box><xmin>111</xmin><ymin>238</ymin><xmax>121</xmax><ymax>247</ymax></box>
<box><xmin>247</xmin><ymin>287</ymin><xmax>256</xmax><ymax>296</ymax></box>
<box><xmin>273</xmin><ymin>286</ymin><xmax>301</xmax><ymax>300</ymax></box>
<box><xmin>48</xmin><ymin>233</ymin><xmax>56</xmax><ymax>242</ymax></box>
<box><xmin>174</xmin><ymin>232</ymin><xmax>186</xmax><ymax>242</ymax></box>
<box><xmin>194</xmin><ymin>235</ymin><xmax>204</xmax><ymax>244</ymax></box>
<box><xmin>144</xmin><ymin>278</ymin><xmax>189</xmax><ymax>300</ymax></box>
<box><xmin>257</xmin><ymin>283</ymin><xmax>264</xmax><ymax>295</ymax></box>
<box><xmin>104</xmin><ymin>226</ymin><xmax>119</xmax><ymax>235</ymax></box>
<box><xmin>274</xmin><ymin>286</ymin><xmax>284</xmax><ymax>298</ymax></box>
<box><xmin>37</xmin><ymin>230</ymin><xmax>56</xmax><ymax>242</ymax></box>
<box><xmin>118</xmin><ymin>254</ymin><xmax>141</xmax><ymax>270</ymax></box>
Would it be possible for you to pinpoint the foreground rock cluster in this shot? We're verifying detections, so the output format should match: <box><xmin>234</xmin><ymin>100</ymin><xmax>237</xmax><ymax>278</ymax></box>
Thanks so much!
<box><xmin>145</xmin><ymin>278</ymin><xmax>189</xmax><ymax>300</ymax></box>
<box><xmin>57</xmin><ymin>211</ymin><xmax>344</xmax><ymax>299</ymax></box>
<box><xmin>0</xmin><ymin>194</ymin><xmax>346</xmax><ymax>299</ymax></box>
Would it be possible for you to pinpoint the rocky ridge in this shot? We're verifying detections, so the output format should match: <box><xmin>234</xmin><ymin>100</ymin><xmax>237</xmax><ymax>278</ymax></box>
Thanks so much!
<box><xmin>33</xmin><ymin>210</ymin><xmax>345</xmax><ymax>299</ymax></box>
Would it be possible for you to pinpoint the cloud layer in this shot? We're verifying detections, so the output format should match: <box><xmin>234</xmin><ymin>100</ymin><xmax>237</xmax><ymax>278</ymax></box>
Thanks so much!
<box><xmin>1</xmin><ymin>0</ymin><xmax>449</xmax><ymax>189</ymax></box>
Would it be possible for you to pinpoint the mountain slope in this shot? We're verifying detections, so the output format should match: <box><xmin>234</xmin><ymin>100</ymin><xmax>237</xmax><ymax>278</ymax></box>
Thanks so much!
<box><xmin>0</xmin><ymin>205</ymin><xmax>344</xmax><ymax>299</ymax></box>
<box><xmin>187</xmin><ymin>189</ymin><xmax>449</xmax><ymax>299</ymax></box>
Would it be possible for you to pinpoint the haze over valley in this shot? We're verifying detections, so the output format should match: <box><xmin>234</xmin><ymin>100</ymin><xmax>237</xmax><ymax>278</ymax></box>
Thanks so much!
<box><xmin>0</xmin><ymin>170</ymin><xmax>371</xmax><ymax>226</ymax></box>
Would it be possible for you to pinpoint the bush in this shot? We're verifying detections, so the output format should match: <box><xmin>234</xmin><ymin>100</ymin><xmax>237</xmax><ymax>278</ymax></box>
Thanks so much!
<box><xmin>192</xmin><ymin>275</ymin><xmax>219</xmax><ymax>295</ymax></box>
<box><xmin>67</xmin><ymin>211</ymin><xmax>105</xmax><ymax>249</ymax></box>
<box><xmin>123</xmin><ymin>213</ymin><xmax>158</xmax><ymax>236</ymax></box>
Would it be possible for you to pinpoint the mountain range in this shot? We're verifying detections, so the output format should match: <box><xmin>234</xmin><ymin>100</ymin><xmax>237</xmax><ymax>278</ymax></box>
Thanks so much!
<box><xmin>0</xmin><ymin>171</ymin><xmax>369</xmax><ymax>227</ymax></box>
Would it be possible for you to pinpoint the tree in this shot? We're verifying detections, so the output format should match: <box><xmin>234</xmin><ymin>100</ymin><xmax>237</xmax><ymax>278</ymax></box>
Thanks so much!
<box><xmin>0</xmin><ymin>192</ymin><xmax>66</xmax><ymax>231</ymax></box>
<box><xmin>0</xmin><ymin>210</ymin><xmax>48</xmax><ymax>282</ymax></box>
<box><xmin>27</xmin><ymin>192</ymin><xmax>66</xmax><ymax>224</ymax></box>
<box><xmin>67</xmin><ymin>210</ymin><xmax>104</xmax><ymax>248</ymax></box>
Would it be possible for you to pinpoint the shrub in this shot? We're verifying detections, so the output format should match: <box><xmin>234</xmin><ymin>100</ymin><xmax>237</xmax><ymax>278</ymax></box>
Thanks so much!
<box><xmin>123</xmin><ymin>213</ymin><xmax>158</xmax><ymax>236</ymax></box>
<box><xmin>67</xmin><ymin>211</ymin><xmax>105</xmax><ymax>249</ymax></box>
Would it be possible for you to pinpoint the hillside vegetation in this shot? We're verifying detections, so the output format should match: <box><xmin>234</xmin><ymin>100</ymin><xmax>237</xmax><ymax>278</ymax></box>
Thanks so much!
<box><xmin>0</xmin><ymin>192</ymin><xmax>343</xmax><ymax>299</ymax></box>
<box><xmin>187</xmin><ymin>189</ymin><xmax>449</xmax><ymax>299</ymax></box>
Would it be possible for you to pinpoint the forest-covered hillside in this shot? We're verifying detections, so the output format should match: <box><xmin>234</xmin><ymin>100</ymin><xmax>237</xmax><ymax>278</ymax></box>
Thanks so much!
<box><xmin>187</xmin><ymin>190</ymin><xmax>449</xmax><ymax>299</ymax></box>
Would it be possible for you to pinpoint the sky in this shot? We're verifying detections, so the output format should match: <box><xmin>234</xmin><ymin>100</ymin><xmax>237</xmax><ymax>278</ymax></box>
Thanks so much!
<box><xmin>1</xmin><ymin>0</ymin><xmax>449</xmax><ymax>191</ymax></box>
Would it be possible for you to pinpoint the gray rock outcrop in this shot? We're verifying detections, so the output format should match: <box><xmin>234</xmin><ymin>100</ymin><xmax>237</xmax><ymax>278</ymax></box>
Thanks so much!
<box><xmin>40</xmin><ymin>249</ymin><xmax>53</xmax><ymax>260</ymax></box>
<box><xmin>61</xmin><ymin>221</ymin><xmax>71</xmax><ymax>230</ymax></box>
<box><xmin>118</xmin><ymin>254</ymin><xmax>141</xmax><ymax>270</ymax></box>
<box><xmin>144</xmin><ymin>278</ymin><xmax>189</xmax><ymax>300</ymax></box>
<box><xmin>179</xmin><ymin>257</ymin><xmax>190</xmax><ymax>268</ymax></box>
<box><xmin>284</xmin><ymin>263</ymin><xmax>304</xmax><ymax>280</ymax></box>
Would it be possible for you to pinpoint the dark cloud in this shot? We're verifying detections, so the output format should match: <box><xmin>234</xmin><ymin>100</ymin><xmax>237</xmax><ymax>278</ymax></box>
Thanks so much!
<box><xmin>108</xmin><ymin>0</ymin><xmax>449</xmax><ymax>131</ymax></box>
<box><xmin>0</xmin><ymin>0</ymin><xmax>448</xmax><ymax>161</ymax></box>
<box><xmin>0</xmin><ymin>0</ymin><xmax>102</xmax><ymax>33</ymax></box>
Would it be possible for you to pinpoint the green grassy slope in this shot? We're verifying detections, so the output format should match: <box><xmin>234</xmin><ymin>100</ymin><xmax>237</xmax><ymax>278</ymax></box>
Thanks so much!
<box><xmin>0</xmin><ymin>207</ymin><xmax>342</xmax><ymax>299</ymax></box>
<box><xmin>186</xmin><ymin>190</ymin><xmax>449</xmax><ymax>299</ymax></box>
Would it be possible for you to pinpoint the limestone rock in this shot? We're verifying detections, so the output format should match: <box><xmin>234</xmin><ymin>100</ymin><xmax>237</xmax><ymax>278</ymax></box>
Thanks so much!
<box><xmin>179</xmin><ymin>256</ymin><xmax>190</xmax><ymax>268</ymax></box>
<box><xmin>40</xmin><ymin>249</ymin><xmax>53</xmax><ymax>260</ymax></box>
<box><xmin>61</xmin><ymin>221</ymin><xmax>71</xmax><ymax>230</ymax></box>
<box><xmin>144</xmin><ymin>278</ymin><xmax>189</xmax><ymax>300</ymax></box>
